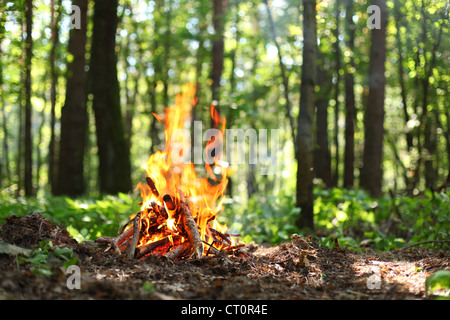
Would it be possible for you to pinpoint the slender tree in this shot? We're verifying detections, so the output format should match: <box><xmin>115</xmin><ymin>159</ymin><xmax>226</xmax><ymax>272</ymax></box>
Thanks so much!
<box><xmin>24</xmin><ymin>0</ymin><xmax>33</xmax><ymax>196</ymax></box>
<box><xmin>343</xmin><ymin>0</ymin><xmax>356</xmax><ymax>188</ymax></box>
<box><xmin>314</xmin><ymin>55</ymin><xmax>332</xmax><ymax>188</ymax></box>
<box><xmin>420</xmin><ymin>1</ymin><xmax>444</xmax><ymax>189</ymax></box>
<box><xmin>90</xmin><ymin>0</ymin><xmax>131</xmax><ymax>194</ymax></box>
<box><xmin>0</xmin><ymin>35</ymin><xmax>11</xmax><ymax>187</ymax></box>
<box><xmin>55</xmin><ymin>0</ymin><xmax>88</xmax><ymax>196</ymax></box>
<box><xmin>148</xmin><ymin>0</ymin><xmax>163</xmax><ymax>154</ymax></box>
<box><xmin>360</xmin><ymin>0</ymin><xmax>387</xmax><ymax>197</ymax></box>
<box><xmin>296</xmin><ymin>0</ymin><xmax>317</xmax><ymax>230</ymax></box>
<box><xmin>47</xmin><ymin>0</ymin><xmax>62</xmax><ymax>193</ymax></box>
<box><xmin>332</xmin><ymin>0</ymin><xmax>341</xmax><ymax>187</ymax></box>
<box><xmin>211</xmin><ymin>0</ymin><xmax>227</xmax><ymax>125</ymax></box>
<box><xmin>15</xmin><ymin>18</ymin><xmax>25</xmax><ymax>197</ymax></box>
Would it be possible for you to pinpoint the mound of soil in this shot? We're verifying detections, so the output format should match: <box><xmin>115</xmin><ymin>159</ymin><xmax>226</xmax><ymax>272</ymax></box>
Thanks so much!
<box><xmin>0</xmin><ymin>213</ymin><xmax>448</xmax><ymax>300</ymax></box>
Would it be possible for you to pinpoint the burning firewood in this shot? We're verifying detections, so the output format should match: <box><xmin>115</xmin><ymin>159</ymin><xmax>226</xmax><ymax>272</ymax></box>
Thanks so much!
<box><xmin>95</xmin><ymin>85</ymin><xmax>238</xmax><ymax>261</ymax></box>
<box><xmin>146</xmin><ymin>177</ymin><xmax>160</xmax><ymax>198</ymax></box>
<box><xmin>135</xmin><ymin>235</ymin><xmax>182</xmax><ymax>259</ymax></box>
<box><xmin>163</xmin><ymin>241</ymin><xmax>192</xmax><ymax>260</ymax></box>
<box><xmin>178</xmin><ymin>190</ymin><xmax>203</xmax><ymax>259</ymax></box>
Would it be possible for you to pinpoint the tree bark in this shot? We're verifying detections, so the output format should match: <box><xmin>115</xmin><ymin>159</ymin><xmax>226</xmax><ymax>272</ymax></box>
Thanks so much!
<box><xmin>394</xmin><ymin>6</ymin><xmax>412</xmax><ymax>152</ymax></box>
<box><xmin>420</xmin><ymin>2</ymin><xmax>443</xmax><ymax>190</ymax></box>
<box><xmin>48</xmin><ymin>0</ymin><xmax>62</xmax><ymax>194</ymax></box>
<box><xmin>296</xmin><ymin>0</ymin><xmax>317</xmax><ymax>231</ymax></box>
<box><xmin>360</xmin><ymin>0</ymin><xmax>387</xmax><ymax>198</ymax></box>
<box><xmin>55</xmin><ymin>0</ymin><xmax>88</xmax><ymax>196</ymax></box>
<box><xmin>332</xmin><ymin>0</ymin><xmax>341</xmax><ymax>187</ymax></box>
<box><xmin>24</xmin><ymin>0</ymin><xmax>33</xmax><ymax>196</ymax></box>
<box><xmin>343</xmin><ymin>0</ymin><xmax>355</xmax><ymax>189</ymax></box>
<box><xmin>0</xmin><ymin>37</ymin><xmax>11</xmax><ymax>186</ymax></box>
<box><xmin>211</xmin><ymin>0</ymin><xmax>227</xmax><ymax>126</ymax></box>
<box><xmin>148</xmin><ymin>0</ymin><xmax>163</xmax><ymax>154</ymax></box>
<box><xmin>162</xmin><ymin>0</ymin><xmax>172</xmax><ymax>110</ymax></box>
<box><xmin>90</xmin><ymin>0</ymin><xmax>131</xmax><ymax>194</ymax></box>
<box><xmin>314</xmin><ymin>57</ymin><xmax>332</xmax><ymax>188</ymax></box>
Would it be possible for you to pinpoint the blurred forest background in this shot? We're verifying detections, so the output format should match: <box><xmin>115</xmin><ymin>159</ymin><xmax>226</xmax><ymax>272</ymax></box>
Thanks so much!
<box><xmin>0</xmin><ymin>0</ymin><xmax>449</xmax><ymax>250</ymax></box>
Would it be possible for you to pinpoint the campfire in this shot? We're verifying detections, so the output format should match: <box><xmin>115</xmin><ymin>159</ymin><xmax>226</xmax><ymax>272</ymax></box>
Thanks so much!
<box><xmin>96</xmin><ymin>84</ymin><xmax>239</xmax><ymax>261</ymax></box>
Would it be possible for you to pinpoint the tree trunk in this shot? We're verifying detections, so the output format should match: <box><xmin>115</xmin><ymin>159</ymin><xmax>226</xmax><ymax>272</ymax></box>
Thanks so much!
<box><xmin>55</xmin><ymin>0</ymin><xmax>88</xmax><ymax>196</ymax></box>
<box><xmin>162</xmin><ymin>0</ymin><xmax>172</xmax><ymax>110</ymax></box>
<box><xmin>0</xmin><ymin>37</ymin><xmax>11</xmax><ymax>187</ymax></box>
<box><xmin>332</xmin><ymin>0</ymin><xmax>341</xmax><ymax>188</ymax></box>
<box><xmin>148</xmin><ymin>0</ymin><xmax>163</xmax><ymax>154</ymax></box>
<box><xmin>360</xmin><ymin>0</ymin><xmax>387</xmax><ymax>198</ymax></box>
<box><xmin>48</xmin><ymin>0</ymin><xmax>62</xmax><ymax>193</ymax></box>
<box><xmin>24</xmin><ymin>0</ymin><xmax>33</xmax><ymax>196</ymax></box>
<box><xmin>394</xmin><ymin>6</ymin><xmax>412</xmax><ymax>152</ymax></box>
<box><xmin>211</xmin><ymin>0</ymin><xmax>227</xmax><ymax>125</ymax></box>
<box><xmin>420</xmin><ymin>2</ymin><xmax>443</xmax><ymax>190</ymax></box>
<box><xmin>314</xmin><ymin>57</ymin><xmax>332</xmax><ymax>188</ymax></box>
<box><xmin>296</xmin><ymin>0</ymin><xmax>317</xmax><ymax>231</ymax></box>
<box><xmin>343</xmin><ymin>0</ymin><xmax>355</xmax><ymax>189</ymax></box>
<box><xmin>35</xmin><ymin>102</ymin><xmax>46</xmax><ymax>192</ymax></box>
<box><xmin>90</xmin><ymin>0</ymin><xmax>131</xmax><ymax>194</ymax></box>
<box><xmin>264</xmin><ymin>0</ymin><xmax>296</xmax><ymax>155</ymax></box>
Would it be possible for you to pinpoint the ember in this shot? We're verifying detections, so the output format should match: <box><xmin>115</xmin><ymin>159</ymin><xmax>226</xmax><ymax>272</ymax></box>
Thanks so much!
<box><xmin>96</xmin><ymin>84</ymin><xmax>239</xmax><ymax>260</ymax></box>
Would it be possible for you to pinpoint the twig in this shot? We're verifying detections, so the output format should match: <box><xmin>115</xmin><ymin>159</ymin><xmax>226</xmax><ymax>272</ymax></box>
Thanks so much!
<box><xmin>202</xmin><ymin>240</ymin><xmax>220</xmax><ymax>256</ymax></box>
<box><xmin>393</xmin><ymin>239</ymin><xmax>450</xmax><ymax>251</ymax></box>
<box><xmin>95</xmin><ymin>226</ymin><xmax>134</xmax><ymax>254</ymax></box>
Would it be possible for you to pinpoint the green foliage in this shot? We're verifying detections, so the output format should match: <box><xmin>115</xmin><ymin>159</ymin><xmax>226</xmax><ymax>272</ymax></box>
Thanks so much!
<box><xmin>224</xmin><ymin>187</ymin><xmax>449</xmax><ymax>250</ymax></box>
<box><xmin>314</xmin><ymin>188</ymin><xmax>450</xmax><ymax>251</ymax></box>
<box><xmin>142</xmin><ymin>281</ymin><xmax>156</xmax><ymax>294</ymax></box>
<box><xmin>1</xmin><ymin>188</ymin><xmax>448</xmax><ymax>252</ymax></box>
<box><xmin>0</xmin><ymin>193</ymin><xmax>139</xmax><ymax>242</ymax></box>
<box><xmin>425</xmin><ymin>270</ymin><xmax>450</xmax><ymax>300</ymax></box>
<box><xmin>223</xmin><ymin>190</ymin><xmax>300</xmax><ymax>245</ymax></box>
<box><xmin>17</xmin><ymin>240</ymin><xmax>77</xmax><ymax>277</ymax></box>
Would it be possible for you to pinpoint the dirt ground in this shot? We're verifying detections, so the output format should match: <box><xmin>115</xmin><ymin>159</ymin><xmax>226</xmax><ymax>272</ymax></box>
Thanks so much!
<box><xmin>0</xmin><ymin>213</ymin><xmax>448</xmax><ymax>300</ymax></box>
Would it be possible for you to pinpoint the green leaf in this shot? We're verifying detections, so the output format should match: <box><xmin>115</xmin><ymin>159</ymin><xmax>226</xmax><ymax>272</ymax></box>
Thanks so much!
<box><xmin>53</xmin><ymin>247</ymin><xmax>74</xmax><ymax>261</ymax></box>
<box><xmin>64</xmin><ymin>257</ymin><xmax>78</xmax><ymax>269</ymax></box>
<box><xmin>142</xmin><ymin>281</ymin><xmax>156</xmax><ymax>294</ymax></box>
<box><xmin>426</xmin><ymin>270</ymin><xmax>450</xmax><ymax>299</ymax></box>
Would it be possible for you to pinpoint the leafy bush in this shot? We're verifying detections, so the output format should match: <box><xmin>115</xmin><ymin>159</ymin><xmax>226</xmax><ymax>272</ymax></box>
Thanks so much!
<box><xmin>314</xmin><ymin>188</ymin><xmax>450</xmax><ymax>251</ymax></box>
<box><xmin>223</xmin><ymin>190</ymin><xmax>300</xmax><ymax>245</ymax></box>
<box><xmin>17</xmin><ymin>240</ymin><xmax>78</xmax><ymax>276</ymax></box>
<box><xmin>1</xmin><ymin>188</ymin><xmax>448</xmax><ymax>251</ymax></box>
<box><xmin>425</xmin><ymin>270</ymin><xmax>450</xmax><ymax>299</ymax></box>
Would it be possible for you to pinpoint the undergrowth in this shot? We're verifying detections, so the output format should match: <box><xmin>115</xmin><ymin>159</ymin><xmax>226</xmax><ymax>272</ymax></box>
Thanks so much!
<box><xmin>0</xmin><ymin>188</ymin><xmax>449</xmax><ymax>251</ymax></box>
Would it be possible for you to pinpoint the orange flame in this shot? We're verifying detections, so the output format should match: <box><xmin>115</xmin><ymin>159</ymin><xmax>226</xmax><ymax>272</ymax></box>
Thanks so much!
<box><xmin>135</xmin><ymin>84</ymin><xmax>234</xmax><ymax>256</ymax></box>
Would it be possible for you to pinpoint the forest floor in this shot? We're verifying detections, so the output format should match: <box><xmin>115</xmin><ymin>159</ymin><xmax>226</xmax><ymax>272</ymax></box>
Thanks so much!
<box><xmin>0</xmin><ymin>213</ymin><xmax>448</xmax><ymax>300</ymax></box>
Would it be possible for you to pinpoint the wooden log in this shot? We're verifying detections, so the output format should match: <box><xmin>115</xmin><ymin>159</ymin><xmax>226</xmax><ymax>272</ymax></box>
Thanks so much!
<box><xmin>127</xmin><ymin>212</ymin><xmax>141</xmax><ymax>259</ymax></box>
<box><xmin>135</xmin><ymin>235</ymin><xmax>181</xmax><ymax>259</ymax></box>
<box><xmin>163</xmin><ymin>241</ymin><xmax>191</xmax><ymax>260</ymax></box>
<box><xmin>163</xmin><ymin>194</ymin><xmax>176</xmax><ymax>210</ymax></box>
<box><xmin>146</xmin><ymin>176</ymin><xmax>160</xmax><ymax>198</ymax></box>
<box><xmin>120</xmin><ymin>211</ymin><xmax>143</xmax><ymax>234</ymax></box>
<box><xmin>179</xmin><ymin>191</ymin><xmax>204</xmax><ymax>259</ymax></box>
